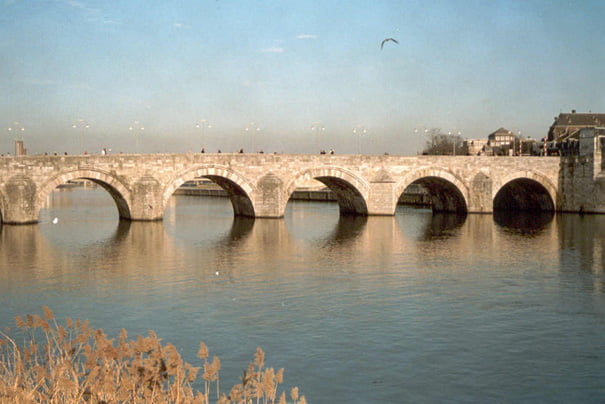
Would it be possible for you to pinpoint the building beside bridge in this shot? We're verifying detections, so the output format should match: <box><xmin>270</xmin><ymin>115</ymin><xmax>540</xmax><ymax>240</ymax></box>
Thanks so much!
<box><xmin>463</xmin><ymin>110</ymin><xmax>605</xmax><ymax>157</ymax></box>
<box><xmin>464</xmin><ymin>128</ymin><xmax>536</xmax><ymax>156</ymax></box>
<box><xmin>548</xmin><ymin>110</ymin><xmax>605</xmax><ymax>142</ymax></box>
<box><xmin>14</xmin><ymin>140</ymin><xmax>26</xmax><ymax>156</ymax></box>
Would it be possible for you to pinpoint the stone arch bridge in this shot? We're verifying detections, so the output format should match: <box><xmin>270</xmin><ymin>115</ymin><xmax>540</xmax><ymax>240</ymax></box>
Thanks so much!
<box><xmin>0</xmin><ymin>153</ymin><xmax>570</xmax><ymax>224</ymax></box>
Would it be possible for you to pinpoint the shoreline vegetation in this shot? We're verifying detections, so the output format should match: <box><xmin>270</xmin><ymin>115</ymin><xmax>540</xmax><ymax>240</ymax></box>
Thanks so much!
<box><xmin>0</xmin><ymin>307</ymin><xmax>306</xmax><ymax>404</ymax></box>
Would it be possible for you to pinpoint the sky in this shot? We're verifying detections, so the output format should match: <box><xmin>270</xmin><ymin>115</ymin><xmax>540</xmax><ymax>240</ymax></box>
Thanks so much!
<box><xmin>2</xmin><ymin>0</ymin><xmax>605</xmax><ymax>155</ymax></box>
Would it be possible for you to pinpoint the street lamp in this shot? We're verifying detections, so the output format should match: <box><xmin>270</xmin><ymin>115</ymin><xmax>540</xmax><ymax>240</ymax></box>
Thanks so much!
<box><xmin>310</xmin><ymin>123</ymin><xmax>325</xmax><ymax>153</ymax></box>
<box><xmin>444</xmin><ymin>129</ymin><xmax>463</xmax><ymax>156</ymax></box>
<box><xmin>353</xmin><ymin>125</ymin><xmax>368</xmax><ymax>154</ymax></box>
<box><xmin>71</xmin><ymin>119</ymin><xmax>90</xmax><ymax>154</ymax></box>
<box><xmin>453</xmin><ymin>130</ymin><xmax>462</xmax><ymax>156</ymax></box>
<box><xmin>244</xmin><ymin>122</ymin><xmax>261</xmax><ymax>152</ymax></box>
<box><xmin>7</xmin><ymin>121</ymin><xmax>25</xmax><ymax>140</ymax></box>
<box><xmin>195</xmin><ymin>119</ymin><xmax>212</xmax><ymax>151</ymax></box>
<box><xmin>7</xmin><ymin>122</ymin><xmax>25</xmax><ymax>156</ymax></box>
<box><xmin>414</xmin><ymin>127</ymin><xmax>429</xmax><ymax>154</ymax></box>
<box><xmin>128</xmin><ymin>120</ymin><xmax>145</xmax><ymax>153</ymax></box>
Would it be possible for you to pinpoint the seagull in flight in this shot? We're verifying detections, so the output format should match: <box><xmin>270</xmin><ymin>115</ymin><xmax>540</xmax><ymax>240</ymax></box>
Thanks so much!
<box><xmin>381</xmin><ymin>37</ymin><xmax>399</xmax><ymax>50</ymax></box>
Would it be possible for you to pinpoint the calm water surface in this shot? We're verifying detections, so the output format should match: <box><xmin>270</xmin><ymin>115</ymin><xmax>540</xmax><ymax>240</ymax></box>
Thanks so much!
<box><xmin>1</xmin><ymin>188</ymin><xmax>604</xmax><ymax>403</ymax></box>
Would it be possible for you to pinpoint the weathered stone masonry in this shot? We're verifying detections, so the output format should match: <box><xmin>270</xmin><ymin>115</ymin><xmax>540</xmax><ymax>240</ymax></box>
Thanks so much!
<box><xmin>0</xmin><ymin>149</ymin><xmax>600</xmax><ymax>225</ymax></box>
<box><xmin>558</xmin><ymin>130</ymin><xmax>605</xmax><ymax>213</ymax></box>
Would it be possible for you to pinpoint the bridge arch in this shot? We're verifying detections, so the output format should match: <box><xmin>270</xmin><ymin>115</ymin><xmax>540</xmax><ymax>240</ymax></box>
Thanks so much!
<box><xmin>36</xmin><ymin>169</ymin><xmax>133</xmax><ymax>220</ymax></box>
<box><xmin>286</xmin><ymin>166</ymin><xmax>370</xmax><ymax>215</ymax></box>
<box><xmin>395</xmin><ymin>167</ymin><xmax>469</xmax><ymax>213</ymax></box>
<box><xmin>493</xmin><ymin>171</ymin><xmax>557</xmax><ymax>211</ymax></box>
<box><xmin>163</xmin><ymin>165</ymin><xmax>256</xmax><ymax>217</ymax></box>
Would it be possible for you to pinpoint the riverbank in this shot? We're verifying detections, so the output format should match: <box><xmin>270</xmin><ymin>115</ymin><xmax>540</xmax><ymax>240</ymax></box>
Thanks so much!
<box><xmin>174</xmin><ymin>185</ymin><xmax>431</xmax><ymax>206</ymax></box>
<box><xmin>56</xmin><ymin>180</ymin><xmax>431</xmax><ymax>206</ymax></box>
<box><xmin>175</xmin><ymin>186</ymin><xmax>339</xmax><ymax>202</ymax></box>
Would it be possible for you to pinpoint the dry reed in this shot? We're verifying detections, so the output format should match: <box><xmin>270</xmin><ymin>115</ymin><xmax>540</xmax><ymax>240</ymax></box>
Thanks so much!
<box><xmin>0</xmin><ymin>306</ymin><xmax>306</xmax><ymax>404</ymax></box>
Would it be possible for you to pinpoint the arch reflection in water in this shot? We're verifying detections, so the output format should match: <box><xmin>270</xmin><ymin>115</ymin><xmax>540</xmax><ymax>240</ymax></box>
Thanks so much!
<box><xmin>224</xmin><ymin>216</ymin><xmax>256</xmax><ymax>244</ymax></box>
<box><xmin>210</xmin><ymin>217</ymin><xmax>259</xmax><ymax>276</ymax></box>
<box><xmin>493</xmin><ymin>210</ymin><xmax>554</xmax><ymax>235</ymax></box>
<box><xmin>322</xmin><ymin>215</ymin><xmax>368</xmax><ymax>247</ymax></box>
<box><xmin>420</xmin><ymin>212</ymin><xmax>467</xmax><ymax>241</ymax></box>
<box><xmin>395</xmin><ymin>206</ymin><xmax>467</xmax><ymax>241</ymax></box>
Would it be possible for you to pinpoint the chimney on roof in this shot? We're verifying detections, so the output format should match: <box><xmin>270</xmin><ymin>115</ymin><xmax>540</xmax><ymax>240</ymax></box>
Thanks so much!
<box><xmin>571</xmin><ymin>109</ymin><xmax>576</xmax><ymax>113</ymax></box>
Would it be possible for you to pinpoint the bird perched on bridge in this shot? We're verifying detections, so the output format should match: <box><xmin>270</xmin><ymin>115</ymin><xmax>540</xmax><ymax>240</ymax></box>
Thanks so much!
<box><xmin>380</xmin><ymin>37</ymin><xmax>399</xmax><ymax>50</ymax></box>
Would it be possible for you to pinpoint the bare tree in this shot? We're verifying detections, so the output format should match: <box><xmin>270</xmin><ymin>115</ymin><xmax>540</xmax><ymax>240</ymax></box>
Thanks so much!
<box><xmin>421</xmin><ymin>128</ymin><xmax>465</xmax><ymax>155</ymax></box>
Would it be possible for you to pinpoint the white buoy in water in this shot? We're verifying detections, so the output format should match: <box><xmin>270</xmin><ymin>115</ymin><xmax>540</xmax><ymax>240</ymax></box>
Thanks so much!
<box><xmin>52</xmin><ymin>217</ymin><xmax>59</xmax><ymax>224</ymax></box>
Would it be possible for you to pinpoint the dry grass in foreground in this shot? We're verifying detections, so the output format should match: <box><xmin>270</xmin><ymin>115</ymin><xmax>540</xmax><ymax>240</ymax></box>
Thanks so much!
<box><xmin>0</xmin><ymin>306</ymin><xmax>306</xmax><ymax>404</ymax></box>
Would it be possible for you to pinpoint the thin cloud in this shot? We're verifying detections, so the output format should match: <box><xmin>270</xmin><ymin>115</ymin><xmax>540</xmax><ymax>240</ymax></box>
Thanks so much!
<box><xmin>261</xmin><ymin>47</ymin><xmax>285</xmax><ymax>53</ymax></box>
<box><xmin>101</xmin><ymin>19</ymin><xmax>121</xmax><ymax>25</ymax></box>
<box><xmin>59</xmin><ymin>0</ymin><xmax>121</xmax><ymax>25</ymax></box>
<box><xmin>65</xmin><ymin>0</ymin><xmax>96</xmax><ymax>13</ymax></box>
<box><xmin>66</xmin><ymin>0</ymin><xmax>85</xmax><ymax>8</ymax></box>
<box><xmin>296</xmin><ymin>34</ymin><xmax>318</xmax><ymax>39</ymax></box>
<box><xmin>20</xmin><ymin>79</ymin><xmax>57</xmax><ymax>86</ymax></box>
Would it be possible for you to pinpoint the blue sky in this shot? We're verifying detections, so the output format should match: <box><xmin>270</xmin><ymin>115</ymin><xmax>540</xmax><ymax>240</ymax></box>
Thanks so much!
<box><xmin>2</xmin><ymin>0</ymin><xmax>605</xmax><ymax>155</ymax></box>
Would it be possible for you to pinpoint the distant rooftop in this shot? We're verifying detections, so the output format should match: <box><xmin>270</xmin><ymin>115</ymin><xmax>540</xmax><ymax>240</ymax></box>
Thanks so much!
<box><xmin>548</xmin><ymin>110</ymin><xmax>605</xmax><ymax>141</ymax></box>
<box><xmin>488</xmin><ymin>127</ymin><xmax>513</xmax><ymax>136</ymax></box>
<box><xmin>551</xmin><ymin>110</ymin><xmax>605</xmax><ymax>127</ymax></box>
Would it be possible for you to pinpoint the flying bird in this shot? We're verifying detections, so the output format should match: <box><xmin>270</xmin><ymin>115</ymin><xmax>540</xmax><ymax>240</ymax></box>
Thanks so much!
<box><xmin>381</xmin><ymin>37</ymin><xmax>399</xmax><ymax>50</ymax></box>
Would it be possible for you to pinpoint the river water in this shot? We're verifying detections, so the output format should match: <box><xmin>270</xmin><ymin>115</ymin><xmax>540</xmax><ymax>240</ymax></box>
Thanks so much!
<box><xmin>1</xmin><ymin>188</ymin><xmax>604</xmax><ymax>403</ymax></box>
